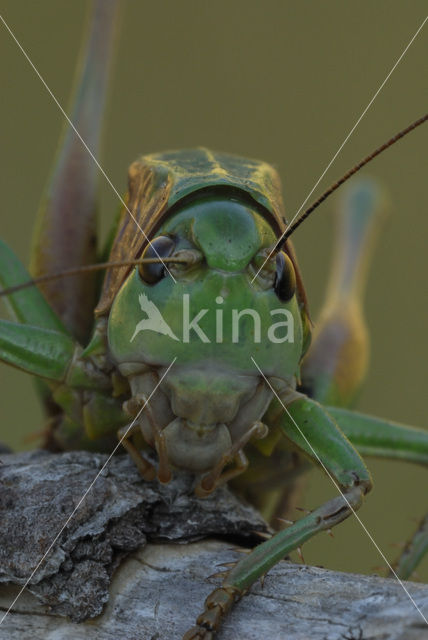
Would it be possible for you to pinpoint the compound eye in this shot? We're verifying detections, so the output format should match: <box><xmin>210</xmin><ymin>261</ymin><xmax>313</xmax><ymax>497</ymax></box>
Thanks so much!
<box><xmin>274</xmin><ymin>251</ymin><xmax>296</xmax><ymax>302</ymax></box>
<box><xmin>138</xmin><ymin>236</ymin><xmax>175</xmax><ymax>284</ymax></box>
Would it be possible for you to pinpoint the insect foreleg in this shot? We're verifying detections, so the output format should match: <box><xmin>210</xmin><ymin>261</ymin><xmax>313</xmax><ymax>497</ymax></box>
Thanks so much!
<box><xmin>184</xmin><ymin>391</ymin><xmax>372</xmax><ymax>639</ymax></box>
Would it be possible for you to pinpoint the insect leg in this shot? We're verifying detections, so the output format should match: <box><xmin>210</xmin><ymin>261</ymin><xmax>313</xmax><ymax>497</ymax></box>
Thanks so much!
<box><xmin>327</xmin><ymin>405</ymin><xmax>428</xmax><ymax>579</ymax></box>
<box><xmin>394</xmin><ymin>515</ymin><xmax>428</xmax><ymax>581</ymax></box>
<box><xmin>29</xmin><ymin>0</ymin><xmax>119</xmax><ymax>343</ymax></box>
<box><xmin>0</xmin><ymin>238</ymin><xmax>66</xmax><ymax>332</ymax></box>
<box><xmin>184</xmin><ymin>392</ymin><xmax>371</xmax><ymax>639</ymax></box>
<box><xmin>301</xmin><ymin>179</ymin><xmax>385</xmax><ymax>407</ymax></box>
<box><xmin>0</xmin><ymin>320</ymin><xmax>75</xmax><ymax>381</ymax></box>
<box><xmin>326</xmin><ymin>405</ymin><xmax>428</xmax><ymax>466</ymax></box>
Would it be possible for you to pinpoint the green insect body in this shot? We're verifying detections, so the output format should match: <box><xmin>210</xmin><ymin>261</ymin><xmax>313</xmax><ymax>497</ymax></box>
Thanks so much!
<box><xmin>1</xmin><ymin>2</ymin><xmax>428</xmax><ymax>638</ymax></box>
<box><xmin>107</xmin><ymin>153</ymin><xmax>308</xmax><ymax>487</ymax></box>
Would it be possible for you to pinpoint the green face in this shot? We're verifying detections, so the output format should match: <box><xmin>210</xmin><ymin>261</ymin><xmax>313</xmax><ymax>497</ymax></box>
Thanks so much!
<box><xmin>117</xmin><ymin>195</ymin><xmax>307</xmax><ymax>472</ymax></box>
<box><xmin>108</xmin><ymin>195</ymin><xmax>303</xmax><ymax>380</ymax></box>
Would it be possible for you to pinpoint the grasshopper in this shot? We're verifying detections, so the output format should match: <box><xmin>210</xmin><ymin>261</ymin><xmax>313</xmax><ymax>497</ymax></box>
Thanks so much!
<box><xmin>0</xmin><ymin>2</ymin><xmax>427</xmax><ymax>638</ymax></box>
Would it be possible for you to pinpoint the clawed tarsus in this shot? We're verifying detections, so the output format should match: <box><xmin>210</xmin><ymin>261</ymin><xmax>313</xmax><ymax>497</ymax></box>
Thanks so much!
<box><xmin>182</xmin><ymin>586</ymin><xmax>242</xmax><ymax>640</ymax></box>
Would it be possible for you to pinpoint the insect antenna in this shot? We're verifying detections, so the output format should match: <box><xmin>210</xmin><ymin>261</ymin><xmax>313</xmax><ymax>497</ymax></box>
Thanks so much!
<box><xmin>0</xmin><ymin>257</ymin><xmax>188</xmax><ymax>298</ymax></box>
<box><xmin>275</xmin><ymin>112</ymin><xmax>427</xmax><ymax>250</ymax></box>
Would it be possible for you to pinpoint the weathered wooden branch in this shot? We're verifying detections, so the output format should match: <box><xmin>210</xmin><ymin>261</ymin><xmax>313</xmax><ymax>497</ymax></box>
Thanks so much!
<box><xmin>0</xmin><ymin>450</ymin><xmax>427</xmax><ymax>639</ymax></box>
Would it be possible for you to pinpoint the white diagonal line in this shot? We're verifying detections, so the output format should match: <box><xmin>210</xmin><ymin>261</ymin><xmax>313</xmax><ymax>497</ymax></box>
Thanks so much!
<box><xmin>252</xmin><ymin>15</ymin><xmax>428</xmax><ymax>282</ymax></box>
<box><xmin>251</xmin><ymin>356</ymin><xmax>428</xmax><ymax>625</ymax></box>
<box><xmin>0</xmin><ymin>13</ymin><xmax>176</xmax><ymax>284</ymax></box>
<box><xmin>0</xmin><ymin>357</ymin><xmax>176</xmax><ymax>626</ymax></box>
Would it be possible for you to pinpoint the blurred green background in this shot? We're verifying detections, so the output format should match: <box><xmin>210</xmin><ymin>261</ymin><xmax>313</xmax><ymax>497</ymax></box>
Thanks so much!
<box><xmin>0</xmin><ymin>1</ymin><xmax>427</xmax><ymax>582</ymax></box>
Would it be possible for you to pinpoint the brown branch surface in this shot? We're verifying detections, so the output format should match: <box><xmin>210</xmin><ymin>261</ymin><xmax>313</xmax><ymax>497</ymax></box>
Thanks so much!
<box><xmin>0</xmin><ymin>450</ymin><xmax>427</xmax><ymax>639</ymax></box>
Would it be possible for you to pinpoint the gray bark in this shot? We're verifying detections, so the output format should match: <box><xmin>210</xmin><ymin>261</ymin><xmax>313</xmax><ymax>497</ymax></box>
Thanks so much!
<box><xmin>0</xmin><ymin>450</ymin><xmax>427</xmax><ymax>640</ymax></box>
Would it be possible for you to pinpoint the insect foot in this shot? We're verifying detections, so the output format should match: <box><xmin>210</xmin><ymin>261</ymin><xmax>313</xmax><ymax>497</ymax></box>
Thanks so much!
<box><xmin>182</xmin><ymin>586</ymin><xmax>241</xmax><ymax>640</ymax></box>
